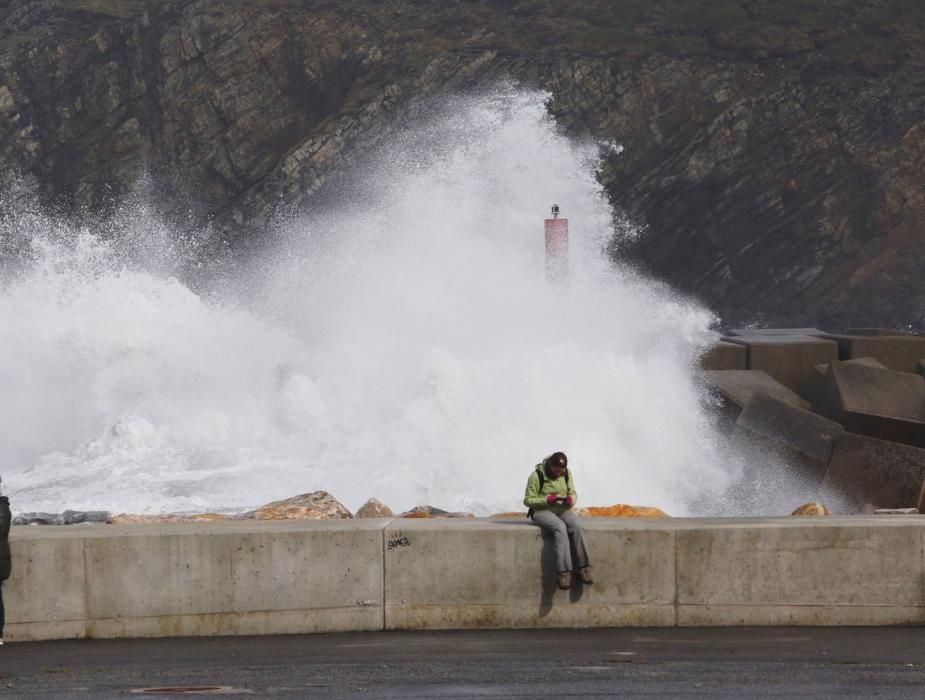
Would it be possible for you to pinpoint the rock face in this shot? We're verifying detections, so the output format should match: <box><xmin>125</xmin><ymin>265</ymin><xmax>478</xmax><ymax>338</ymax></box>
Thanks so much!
<box><xmin>1</xmin><ymin>2</ymin><xmax>923</xmax><ymax>327</ymax></box>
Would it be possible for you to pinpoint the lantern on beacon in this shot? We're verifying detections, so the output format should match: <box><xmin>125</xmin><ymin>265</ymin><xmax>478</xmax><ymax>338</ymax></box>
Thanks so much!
<box><xmin>544</xmin><ymin>203</ymin><xmax>568</xmax><ymax>284</ymax></box>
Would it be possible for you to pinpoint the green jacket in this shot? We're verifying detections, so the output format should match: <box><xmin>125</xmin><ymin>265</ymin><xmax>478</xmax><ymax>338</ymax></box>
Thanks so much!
<box><xmin>523</xmin><ymin>463</ymin><xmax>577</xmax><ymax>515</ymax></box>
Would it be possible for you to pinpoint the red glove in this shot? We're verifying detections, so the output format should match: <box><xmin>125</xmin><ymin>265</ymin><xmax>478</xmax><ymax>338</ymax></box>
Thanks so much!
<box><xmin>563</xmin><ymin>496</ymin><xmax>574</xmax><ymax>507</ymax></box>
<box><xmin>546</xmin><ymin>494</ymin><xmax>559</xmax><ymax>505</ymax></box>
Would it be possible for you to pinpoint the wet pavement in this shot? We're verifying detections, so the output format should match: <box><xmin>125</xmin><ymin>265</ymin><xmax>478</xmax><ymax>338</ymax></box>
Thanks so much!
<box><xmin>2</xmin><ymin>626</ymin><xmax>925</xmax><ymax>698</ymax></box>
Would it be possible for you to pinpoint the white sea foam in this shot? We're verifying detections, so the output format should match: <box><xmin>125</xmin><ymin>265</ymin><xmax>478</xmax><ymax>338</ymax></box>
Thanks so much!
<box><xmin>1</xmin><ymin>87</ymin><xmax>755</xmax><ymax>516</ymax></box>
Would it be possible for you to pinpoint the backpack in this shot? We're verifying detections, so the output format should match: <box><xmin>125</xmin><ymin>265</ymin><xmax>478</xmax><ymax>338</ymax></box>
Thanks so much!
<box><xmin>527</xmin><ymin>467</ymin><xmax>571</xmax><ymax>518</ymax></box>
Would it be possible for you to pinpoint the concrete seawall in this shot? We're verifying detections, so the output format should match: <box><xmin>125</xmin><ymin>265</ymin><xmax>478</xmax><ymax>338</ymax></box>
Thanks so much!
<box><xmin>5</xmin><ymin>517</ymin><xmax>925</xmax><ymax>642</ymax></box>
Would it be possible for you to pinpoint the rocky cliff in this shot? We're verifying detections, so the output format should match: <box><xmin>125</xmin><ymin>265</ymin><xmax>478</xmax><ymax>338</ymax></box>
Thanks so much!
<box><xmin>1</xmin><ymin>0</ymin><xmax>923</xmax><ymax>327</ymax></box>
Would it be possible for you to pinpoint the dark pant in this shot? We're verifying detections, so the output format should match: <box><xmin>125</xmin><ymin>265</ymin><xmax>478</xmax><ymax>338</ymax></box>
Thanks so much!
<box><xmin>531</xmin><ymin>509</ymin><xmax>591</xmax><ymax>573</ymax></box>
<box><xmin>0</xmin><ymin>581</ymin><xmax>4</xmax><ymax>637</ymax></box>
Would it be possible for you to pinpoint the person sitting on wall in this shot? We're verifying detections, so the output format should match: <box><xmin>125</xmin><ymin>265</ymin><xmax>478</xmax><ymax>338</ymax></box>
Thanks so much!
<box><xmin>0</xmin><ymin>485</ymin><xmax>9</xmax><ymax>645</ymax></box>
<box><xmin>523</xmin><ymin>452</ymin><xmax>592</xmax><ymax>590</ymax></box>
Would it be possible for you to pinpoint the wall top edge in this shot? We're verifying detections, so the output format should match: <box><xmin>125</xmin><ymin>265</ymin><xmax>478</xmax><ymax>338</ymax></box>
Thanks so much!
<box><xmin>9</xmin><ymin>515</ymin><xmax>925</xmax><ymax>540</ymax></box>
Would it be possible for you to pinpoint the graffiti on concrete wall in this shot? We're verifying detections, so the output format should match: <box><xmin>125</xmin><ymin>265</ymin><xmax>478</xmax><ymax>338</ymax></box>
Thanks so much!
<box><xmin>387</xmin><ymin>534</ymin><xmax>411</xmax><ymax>550</ymax></box>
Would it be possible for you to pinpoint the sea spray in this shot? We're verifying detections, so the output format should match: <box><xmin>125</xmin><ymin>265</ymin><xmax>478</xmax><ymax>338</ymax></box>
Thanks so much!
<box><xmin>2</xmin><ymin>87</ymin><xmax>739</xmax><ymax>515</ymax></box>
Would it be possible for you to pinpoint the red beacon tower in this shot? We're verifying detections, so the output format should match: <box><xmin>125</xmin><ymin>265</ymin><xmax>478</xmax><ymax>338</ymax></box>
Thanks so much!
<box><xmin>544</xmin><ymin>203</ymin><xmax>569</xmax><ymax>284</ymax></box>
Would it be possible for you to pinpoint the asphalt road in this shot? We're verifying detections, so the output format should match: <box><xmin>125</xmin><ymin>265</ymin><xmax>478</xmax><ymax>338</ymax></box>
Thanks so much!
<box><xmin>2</xmin><ymin>627</ymin><xmax>925</xmax><ymax>698</ymax></box>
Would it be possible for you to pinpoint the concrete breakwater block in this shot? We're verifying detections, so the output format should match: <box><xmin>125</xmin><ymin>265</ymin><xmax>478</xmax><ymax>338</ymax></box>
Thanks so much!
<box><xmin>725</xmin><ymin>328</ymin><xmax>827</xmax><ymax>337</ymax></box>
<box><xmin>845</xmin><ymin>328</ymin><xmax>917</xmax><ymax>337</ymax></box>
<box><xmin>704</xmin><ymin>369</ymin><xmax>808</xmax><ymax>427</ymax></box>
<box><xmin>874</xmin><ymin>508</ymin><xmax>920</xmax><ymax>515</ymax></box>
<box><xmin>733</xmin><ymin>392</ymin><xmax>844</xmax><ymax>482</ymax></box>
<box><xmin>810</xmin><ymin>333</ymin><xmax>925</xmax><ymax>373</ymax></box>
<box><xmin>801</xmin><ymin>357</ymin><xmax>887</xmax><ymax>405</ymax></box>
<box><xmin>822</xmin><ymin>432</ymin><xmax>925</xmax><ymax>510</ymax></box>
<box><xmin>700</xmin><ymin>330</ymin><xmax>925</xmax><ymax>512</ymax></box>
<box><xmin>812</xmin><ymin>362</ymin><xmax>925</xmax><ymax>448</ymax></box>
<box><xmin>697</xmin><ymin>340</ymin><xmax>747</xmax><ymax>371</ymax></box>
<box><xmin>705</xmin><ymin>370</ymin><xmax>809</xmax><ymax>409</ymax></box>
<box><xmin>723</xmin><ymin>334</ymin><xmax>838</xmax><ymax>394</ymax></box>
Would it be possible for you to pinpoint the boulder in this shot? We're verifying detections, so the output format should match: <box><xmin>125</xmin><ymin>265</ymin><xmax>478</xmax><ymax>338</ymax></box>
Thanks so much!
<box><xmin>355</xmin><ymin>498</ymin><xmax>394</xmax><ymax>518</ymax></box>
<box><xmin>577</xmin><ymin>505</ymin><xmax>669</xmax><ymax>518</ymax></box>
<box><xmin>11</xmin><ymin>513</ymin><xmax>59</xmax><ymax>526</ymax></box>
<box><xmin>723</xmin><ymin>334</ymin><xmax>838</xmax><ymax>394</ymax></box>
<box><xmin>808</xmin><ymin>332</ymin><xmax>925</xmax><ymax>373</ymax></box>
<box><xmin>822</xmin><ymin>432</ymin><xmax>925</xmax><ymax>510</ymax></box>
<box><xmin>13</xmin><ymin>510</ymin><xmax>111</xmax><ymax>526</ymax></box>
<box><xmin>801</xmin><ymin>357</ymin><xmax>887</xmax><ymax>405</ymax></box>
<box><xmin>812</xmin><ymin>362</ymin><xmax>925</xmax><ymax>448</ymax></box>
<box><xmin>489</xmin><ymin>512</ymin><xmax>529</xmax><ymax>518</ymax></box>
<box><xmin>704</xmin><ymin>369</ymin><xmax>809</xmax><ymax>428</ymax></box>
<box><xmin>697</xmin><ymin>340</ymin><xmax>747</xmax><ymax>370</ymax></box>
<box><xmin>109</xmin><ymin>512</ymin><xmax>233</xmax><ymax>524</ymax></box>
<box><xmin>401</xmin><ymin>505</ymin><xmax>474</xmax><ymax>518</ymax></box>
<box><xmin>790</xmin><ymin>502</ymin><xmax>830</xmax><ymax>516</ymax></box>
<box><xmin>733</xmin><ymin>391</ymin><xmax>844</xmax><ymax>482</ymax></box>
<box><xmin>247</xmin><ymin>491</ymin><xmax>353</xmax><ymax>520</ymax></box>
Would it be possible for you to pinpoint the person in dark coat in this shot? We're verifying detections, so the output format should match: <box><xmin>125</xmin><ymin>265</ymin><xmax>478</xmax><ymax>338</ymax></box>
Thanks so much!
<box><xmin>0</xmin><ymin>491</ymin><xmax>10</xmax><ymax>645</ymax></box>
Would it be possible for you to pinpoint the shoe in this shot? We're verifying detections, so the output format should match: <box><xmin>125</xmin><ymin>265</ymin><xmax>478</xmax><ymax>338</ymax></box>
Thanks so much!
<box><xmin>0</xmin><ymin>638</ymin><xmax>4</xmax><ymax>645</ymax></box>
<box><xmin>577</xmin><ymin>567</ymin><xmax>593</xmax><ymax>585</ymax></box>
<box><xmin>557</xmin><ymin>571</ymin><xmax>572</xmax><ymax>590</ymax></box>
